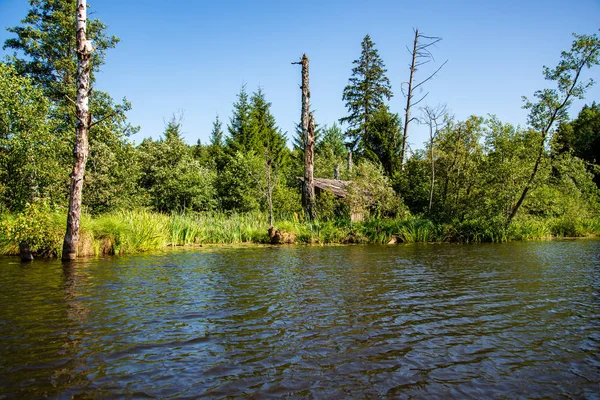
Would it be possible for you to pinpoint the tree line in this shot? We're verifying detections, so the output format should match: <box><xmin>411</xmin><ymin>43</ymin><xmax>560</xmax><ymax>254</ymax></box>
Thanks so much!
<box><xmin>1</xmin><ymin>0</ymin><xmax>600</xmax><ymax>254</ymax></box>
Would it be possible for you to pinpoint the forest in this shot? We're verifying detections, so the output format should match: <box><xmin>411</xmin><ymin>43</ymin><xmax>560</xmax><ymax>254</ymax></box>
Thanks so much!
<box><xmin>1</xmin><ymin>0</ymin><xmax>600</xmax><ymax>258</ymax></box>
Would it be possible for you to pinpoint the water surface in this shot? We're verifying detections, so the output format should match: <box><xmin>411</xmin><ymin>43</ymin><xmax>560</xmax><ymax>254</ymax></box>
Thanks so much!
<box><xmin>1</xmin><ymin>241</ymin><xmax>599</xmax><ymax>398</ymax></box>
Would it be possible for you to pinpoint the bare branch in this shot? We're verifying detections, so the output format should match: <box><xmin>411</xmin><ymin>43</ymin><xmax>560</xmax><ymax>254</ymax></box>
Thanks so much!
<box><xmin>65</xmin><ymin>94</ymin><xmax>77</xmax><ymax>107</ymax></box>
<box><xmin>413</xmin><ymin>59</ymin><xmax>448</xmax><ymax>91</ymax></box>
<box><xmin>89</xmin><ymin>109</ymin><xmax>122</xmax><ymax>129</ymax></box>
<box><xmin>412</xmin><ymin>93</ymin><xmax>429</xmax><ymax>107</ymax></box>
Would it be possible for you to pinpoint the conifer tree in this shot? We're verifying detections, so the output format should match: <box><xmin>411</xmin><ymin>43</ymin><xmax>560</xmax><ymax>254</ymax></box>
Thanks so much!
<box><xmin>340</xmin><ymin>34</ymin><xmax>393</xmax><ymax>152</ymax></box>
<box><xmin>248</xmin><ymin>88</ymin><xmax>287</xmax><ymax>165</ymax></box>
<box><xmin>362</xmin><ymin>106</ymin><xmax>403</xmax><ymax>177</ymax></box>
<box><xmin>210</xmin><ymin>115</ymin><xmax>224</xmax><ymax>148</ymax></box>
<box><xmin>248</xmin><ymin>88</ymin><xmax>288</xmax><ymax>226</ymax></box>
<box><xmin>227</xmin><ymin>85</ymin><xmax>253</xmax><ymax>152</ymax></box>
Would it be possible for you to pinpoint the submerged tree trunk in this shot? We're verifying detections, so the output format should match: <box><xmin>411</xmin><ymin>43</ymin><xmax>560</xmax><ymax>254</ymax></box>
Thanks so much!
<box><xmin>62</xmin><ymin>0</ymin><xmax>92</xmax><ymax>261</ymax></box>
<box><xmin>295</xmin><ymin>54</ymin><xmax>316</xmax><ymax>221</ymax></box>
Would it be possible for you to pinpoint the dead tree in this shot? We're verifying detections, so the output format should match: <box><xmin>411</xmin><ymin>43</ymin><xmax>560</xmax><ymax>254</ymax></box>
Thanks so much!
<box><xmin>401</xmin><ymin>28</ymin><xmax>448</xmax><ymax>168</ymax></box>
<box><xmin>293</xmin><ymin>54</ymin><xmax>316</xmax><ymax>221</ymax></box>
<box><xmin>421</xmin><ymin>104</ymin><xmax>449</xmax><ymax>214</ymax></box>
<box><xmin>62</xmin><ymin>0</ymin><xmax>93</xmax><ymax>261</ymax></box>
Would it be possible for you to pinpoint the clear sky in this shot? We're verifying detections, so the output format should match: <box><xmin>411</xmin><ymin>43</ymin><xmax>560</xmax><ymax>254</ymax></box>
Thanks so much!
<box><xmin>1</xmin><ymin>0</ymin><xmax>599</xmax><ymax>151</ymax></box>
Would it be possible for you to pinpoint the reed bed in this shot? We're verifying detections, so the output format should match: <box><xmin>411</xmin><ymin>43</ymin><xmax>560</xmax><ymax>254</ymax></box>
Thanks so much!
<box><xmin>1</xmin><ymin>207</ymin><xmax>599</xmax><ymax>258</ymax></box>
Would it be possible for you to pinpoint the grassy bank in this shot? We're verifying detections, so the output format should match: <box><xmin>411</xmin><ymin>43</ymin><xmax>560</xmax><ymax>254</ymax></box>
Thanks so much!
<box><xmin>1</xmin><ymin>204</ymin><xmax>599</xmax><ymax>258</ymax></box>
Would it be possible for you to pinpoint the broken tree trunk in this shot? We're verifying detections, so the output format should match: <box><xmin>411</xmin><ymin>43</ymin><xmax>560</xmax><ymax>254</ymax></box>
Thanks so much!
<box><xmin>401</xmin><ymin>29</ymin><xmax>418</xmax><ymax>169</ymax></box>
<box><xmin>62</xmin><ymin>0</ymin><xmax>92</xmax><ymax>261</ymax></box>
<box><xmin>401</xmin><ymin>29</ymin><xmax>447</xmax><ymax>169</ymax></box>
<box><xmin>294</xmin><ymin>54</ymin><xmax>316</xmax><ymax>221</ymax></box>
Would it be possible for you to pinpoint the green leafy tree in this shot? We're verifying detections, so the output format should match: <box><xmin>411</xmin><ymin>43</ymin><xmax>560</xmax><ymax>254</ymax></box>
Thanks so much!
<box><xmin>3</xmin><ymin>0</ymin><xmax>138</xmax><ymax>214</ymax></box>
<box><xmin>216</xmin><ymin>151</ymin><xmax>262</xmax><ymax>212</ymax></box>
<box><xmin>346</xmin><ymin>160</ymin><xmax>406</xmax><ymax>219</ymax></box>
<box><xmin>393</xmin><ymin>150</ymin><xmax>431</xmax><ymax>214</ymax></box>
<box><xmin>526</xmin><ymin>152</ymin><xmax>599</xmax><ymax>218</ymax></box>
<box><xmin>555</xmin><ymin>102</ymin><xmax>600</xmax><ymax>174</ymax></box>
<box><xmin>479</xmin><ymin>117</ymin><xmax>539</xmax><ymax>219</ymax></box>
<box><xmin>139</xmin><ymin>117</ymin><xmax>217</xmax><ymax>213</ymax></box>
<box><xmin>0</xmin><ymin>63</ymin><xmax>67</xmax><ymax>211</ymax></box>
<box><xmin>83</xmin><ymin>141</ymin><xmax>148</xmax><ymax>213</ymax></box>
<box><xmin>3</xmin><ymin>0</ymin><xmax>119</xmax><ymax>102</ymax></box>
<box><xmin>340</xmin><ymin>34</ymin><xmax>393</xmax><ymax>152</ymax></box>
<box><xmin>434</xmin><ymin>116</ymin><xmax>485</xmax><ymax>220</ymax></box>
<box><xmin>509</xmin><ymin>33</ymin><xmax>600</xmax><ymax>222</ymax></box>
<box><xmin>3</xmin><ymin>0</ymin><xmax>132</xmax><ymax>140</ymax></box>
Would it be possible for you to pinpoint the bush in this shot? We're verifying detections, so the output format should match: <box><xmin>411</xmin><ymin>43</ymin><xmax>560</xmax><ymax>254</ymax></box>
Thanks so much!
<box><xmin>0</xmin><ymin>201</ymin><xmax>65</xmax><ymax>257</ymax></box>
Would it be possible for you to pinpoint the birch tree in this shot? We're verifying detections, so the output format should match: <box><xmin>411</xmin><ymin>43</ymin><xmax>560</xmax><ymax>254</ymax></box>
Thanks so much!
<box><xmin>62</xmin><ymin>0</ymin><xmax>92</xmax><ymax>260</ymax></box>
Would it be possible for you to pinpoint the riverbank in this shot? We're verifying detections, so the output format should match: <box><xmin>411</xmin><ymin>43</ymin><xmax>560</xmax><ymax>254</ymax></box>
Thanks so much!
<box><xmin>1</xmin><ymin>204</ymin><xmax>599</xmax><ymax>258</ymax></box>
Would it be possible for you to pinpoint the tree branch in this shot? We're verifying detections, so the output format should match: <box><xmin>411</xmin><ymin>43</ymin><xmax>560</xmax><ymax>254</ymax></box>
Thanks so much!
<box><xmin>89</xmin><ymin>109</ymin><xmax>122</xmax><ymax>129</ymax></box>
<box><xmin>413</xmin><ymin>60</ymin><xmax>448</xmax><ymax>91</ymax></box>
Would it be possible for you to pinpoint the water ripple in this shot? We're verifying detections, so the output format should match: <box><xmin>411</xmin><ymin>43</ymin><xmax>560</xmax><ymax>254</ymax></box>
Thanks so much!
<box><xmin>1</xmin><ymin>240</ymin><xmax>599</xmax><ymax>398</ymax></box>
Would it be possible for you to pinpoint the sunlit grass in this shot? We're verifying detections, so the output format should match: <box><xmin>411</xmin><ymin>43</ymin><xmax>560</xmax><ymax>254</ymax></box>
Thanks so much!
<box><xmin>1</xmin><ymin>207</ymin><xmax>599</xmax><ymax>258</ymax></box>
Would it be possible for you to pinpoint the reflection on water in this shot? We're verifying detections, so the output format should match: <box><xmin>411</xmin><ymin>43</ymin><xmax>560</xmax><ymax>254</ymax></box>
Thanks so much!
<box><xmin>1</xmin><ymin>241</ymin><xmax>599</xmax><ymax>398</ymax></box>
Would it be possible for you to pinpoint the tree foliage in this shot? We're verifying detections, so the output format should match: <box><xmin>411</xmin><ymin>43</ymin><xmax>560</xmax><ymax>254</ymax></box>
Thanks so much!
<box><xmin>340</xmin><ymin>34</ymin><xmax>393</xmax><ymax>152</ymax></box>
<box><xmin>362</xmin><ymin>106</ymin><xmax>403</xmax><ymax>177</ymax></box>
<box><xmin>510</xmin><ymin>33</ymin><xmax>600</xmax><ymax>222</ymax></box>
<box><xmin>0</xmin><ymin>63</ymin><xmax>67</xmax><ymax>211</ymax></box>
<box><xmin>556</xmin><ymin>102</ymin><xmax>600</xmax><ymax>170</ymax></box>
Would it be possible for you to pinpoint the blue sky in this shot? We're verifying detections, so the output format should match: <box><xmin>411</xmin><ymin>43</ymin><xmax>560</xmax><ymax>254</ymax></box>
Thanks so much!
<box><xmin>1</xmin><ymin>0</ymin><xmax>599</xmax><ymax>151</ymax></box>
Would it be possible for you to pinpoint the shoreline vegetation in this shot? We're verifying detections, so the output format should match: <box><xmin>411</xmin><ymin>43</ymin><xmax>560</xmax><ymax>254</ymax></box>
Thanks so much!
<box><xmin>1</xmin><ymin>2</ymin><xmax>599</xmax><ymax>261</ymax></box>
<box><xmin>2</xmin><ymin>206</ymin><xmax>599</xmax><ymax>259</ymax></box>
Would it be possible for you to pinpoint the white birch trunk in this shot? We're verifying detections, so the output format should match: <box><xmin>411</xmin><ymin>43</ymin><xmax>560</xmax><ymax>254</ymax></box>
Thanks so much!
<box><xmin>62</xmin><ymin>0</ymin><xmax>92</xmax><ymax>260</ymax></box>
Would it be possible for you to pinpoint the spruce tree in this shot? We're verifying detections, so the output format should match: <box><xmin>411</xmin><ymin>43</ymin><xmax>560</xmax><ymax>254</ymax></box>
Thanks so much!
<box><xmin>248</xmin><ymin>88</ymin><xmax>287</xmax><ymax>165</ymax></box>
<box><xmin>210</xmin><ymin>115</ymin><xmax>224</xmax><ymax>148</ymax></box>
<box><xmin>248</xmin><ymin>88</ymin><xmax>288</xmax><ymax>226</ymax></box>
<box><xmin>362</xmin><ymin>106</ymin><xmax>403</xmax><ymax>177</ymax></box>
<box><xmin>226</xmin><ymin>85</ymin><xmax>253</xmax><ymax>152</ymax></box>
<box><xmin>340</xmin><ymin>34</ymin><xmax>393</xmax><ymax>152</ymax></box>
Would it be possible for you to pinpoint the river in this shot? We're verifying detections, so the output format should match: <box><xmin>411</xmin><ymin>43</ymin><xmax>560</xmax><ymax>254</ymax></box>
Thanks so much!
<box><xmin>1</xmin><ymin>241</ymin><xmax>599</xmax><ymax>398</ymax></box>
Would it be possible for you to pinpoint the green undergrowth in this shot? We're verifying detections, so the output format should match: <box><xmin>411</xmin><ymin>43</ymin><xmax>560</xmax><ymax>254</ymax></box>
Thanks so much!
<box><xmin>1</xmin><ymin>204</ymin><xmax>599</xmax><ymax>258</ymax></box>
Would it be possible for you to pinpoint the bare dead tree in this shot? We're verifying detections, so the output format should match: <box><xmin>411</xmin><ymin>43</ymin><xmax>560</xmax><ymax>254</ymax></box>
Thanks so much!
<box><xmin>293</xmin><ymin>54</ymin><xmax>316</xmax><ymax>221</ymax></box>
<box><xmin>401</xmin><ymin>28</ymin><xmax>448</xmax><ymax>169</ymax></box>
<box><xmin>62</xmin><ymin>0</ymin><xmax>93</xmax><ymax>261</ymax></box>
<box><xmin>420</xmin><ymin>104</ymin><xmax>450</xmax><ymax>214</ymax></box>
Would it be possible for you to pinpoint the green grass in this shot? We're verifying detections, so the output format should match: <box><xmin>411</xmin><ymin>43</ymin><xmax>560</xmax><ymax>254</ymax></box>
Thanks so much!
<box><xmin>1</xmin><ymin>206</ymin><xmax>599</xmax><ymax>258</ymax></box>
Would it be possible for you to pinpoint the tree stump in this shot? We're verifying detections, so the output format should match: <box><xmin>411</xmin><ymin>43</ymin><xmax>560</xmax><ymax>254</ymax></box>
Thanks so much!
<box><xmin>20</xmin><ymin>241</ymin><xmax>33</xmax><ymax>262</ymax></box>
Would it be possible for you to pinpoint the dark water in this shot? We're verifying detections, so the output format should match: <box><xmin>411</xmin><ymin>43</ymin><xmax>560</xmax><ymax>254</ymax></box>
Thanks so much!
<box><xmin>1</xmin><ymin>241</ymin><xmax>599</xmax><ymax>399</ymax></box>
